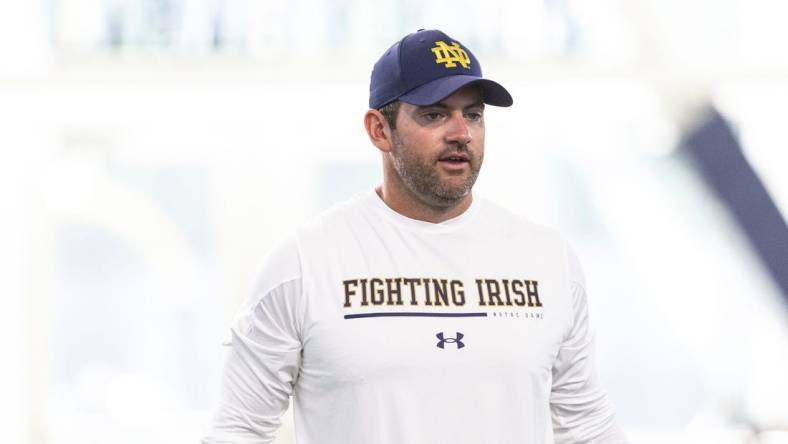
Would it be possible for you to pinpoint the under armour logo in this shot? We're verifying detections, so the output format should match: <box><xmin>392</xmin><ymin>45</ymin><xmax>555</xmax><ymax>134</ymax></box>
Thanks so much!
<box><xmin>431</xmin><ymin>41</ymin><xmax>471</xmax><ymax>69</ymax></box>
<box><xmin>436</xmin><ymin>331</ymin><xmax>465</xmax><ymax>349</ymax></box>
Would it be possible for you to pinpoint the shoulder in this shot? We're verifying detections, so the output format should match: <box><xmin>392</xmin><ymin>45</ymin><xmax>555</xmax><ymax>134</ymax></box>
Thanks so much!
<box><xmin>477</xmin><ymin>196</ymin><xmax>584</xmax><ymax>286</ymax></box>
<box><xmin>294</xmin><ymin>191</ymin><xmax>371</xmax><ymax>244</ymax></box>
<box><xmin>231</xmin><ymin>194</ymin><xmax>369</xmax><ymax>334</ymax></box>
<box><xmin>248</xmin><ymin>230</ymin><xmax>302</xmax><ymax>301</ymax></box>
<box><xmin>477</xmin><ymin>196</ymin><xmax>565</xmax><ymax>242</ymax></box>
<box><xmin>248</xmin><ymin>192</ymin><xmax>370</xmax><ymax>284</ymax></box>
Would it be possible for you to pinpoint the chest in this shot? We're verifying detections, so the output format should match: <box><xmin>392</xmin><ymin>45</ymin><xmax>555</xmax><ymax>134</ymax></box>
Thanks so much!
<box><xmin>297</xmin><ymin>234</ymin><xmax>572</xmax><ymax>390</ymax></box>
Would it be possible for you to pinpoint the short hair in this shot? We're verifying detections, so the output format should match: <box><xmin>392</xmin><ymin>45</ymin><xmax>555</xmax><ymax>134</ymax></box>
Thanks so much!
<box><xmin>378</xmin><ymin>101</ymin><xmax>401</xmax><ymax>130</ymax></box>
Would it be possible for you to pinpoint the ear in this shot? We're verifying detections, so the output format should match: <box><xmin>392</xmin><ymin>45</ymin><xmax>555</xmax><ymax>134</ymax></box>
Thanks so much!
<box><xmin>364</xmin><ymin>109</ymin><xmax>393</xmax><ymax>153</ymax></box>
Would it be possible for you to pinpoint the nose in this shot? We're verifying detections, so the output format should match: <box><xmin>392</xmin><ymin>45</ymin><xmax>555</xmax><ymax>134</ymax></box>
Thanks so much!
<box><xmin>444</xmin><ymin>112</ymin><xmax>472</xmax><ymax>146</ymax></box>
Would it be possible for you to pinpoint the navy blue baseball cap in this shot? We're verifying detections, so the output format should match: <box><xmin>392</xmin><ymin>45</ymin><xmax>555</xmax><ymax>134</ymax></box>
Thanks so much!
<box><xmin>369</xmin><ymin>29</ymin><xmax>513</xmax><ymax>109</ymax></box>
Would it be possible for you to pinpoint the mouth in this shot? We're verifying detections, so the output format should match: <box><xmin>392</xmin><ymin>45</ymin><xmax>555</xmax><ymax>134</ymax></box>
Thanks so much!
<box><xmin>438</xmin><ymin>153</ymin><xmax>470</xmax><ymax>165</ymax></box>
<box><xmin>437</xmin><ymin>152</ymin><xmax>470</xmax><ymax>172</ymax></box>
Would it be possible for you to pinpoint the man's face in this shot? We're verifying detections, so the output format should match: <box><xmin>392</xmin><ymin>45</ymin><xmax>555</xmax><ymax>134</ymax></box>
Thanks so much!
<box><xmin>389</xmin><ymin>86</ymin><xmax>485</xmax><ymax>208</ymax></box>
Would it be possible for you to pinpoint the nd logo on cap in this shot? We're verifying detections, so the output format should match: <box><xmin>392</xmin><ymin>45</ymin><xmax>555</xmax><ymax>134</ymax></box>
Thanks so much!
<box><xmin>431</xmin><ymin>41</ymin><xmax>471</xmax><ymax>69</ymax></box>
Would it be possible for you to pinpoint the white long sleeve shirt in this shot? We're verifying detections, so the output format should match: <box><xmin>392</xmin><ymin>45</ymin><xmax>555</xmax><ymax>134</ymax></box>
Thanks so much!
<box><xmin>202</xmin><ymin>189</ymin><xmax>627</xmax><ymax>444</ymax></box>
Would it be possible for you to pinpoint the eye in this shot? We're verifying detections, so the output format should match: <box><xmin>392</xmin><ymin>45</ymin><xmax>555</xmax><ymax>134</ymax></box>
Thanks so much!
<box><xmin>423</xmin><ymin>112</ymin><xmax>443</xmax><ymax>121</ymax></box>
<box><xmin>465</xmin><ymin>110</ymin><xmax>484</xmax><ymax>121</ymax></box>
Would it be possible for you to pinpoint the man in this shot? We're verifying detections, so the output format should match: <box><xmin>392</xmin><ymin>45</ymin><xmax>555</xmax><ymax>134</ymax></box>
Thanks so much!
<box><xmin>202</xmin><ymin>29</ymin><xmax>627</xmax><ymax>444</ymax></box>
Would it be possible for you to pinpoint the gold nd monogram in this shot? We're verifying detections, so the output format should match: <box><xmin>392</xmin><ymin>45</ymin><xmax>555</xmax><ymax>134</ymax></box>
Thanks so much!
<box><xmin>431</xmin><ymin>41</ymin><xmax>471</xmax><ymax>69</ymax></box>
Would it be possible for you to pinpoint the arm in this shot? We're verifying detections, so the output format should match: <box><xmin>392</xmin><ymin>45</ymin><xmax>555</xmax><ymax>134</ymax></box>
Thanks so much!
<box><xmin>550</xmin><ymin>246</ymin><xmax>627</xmax><ymax>444</ymax></box>
<box><xmin>202</xmin><ymin>237</ymin><xmax>304</xmax><ymax>444</ymax></box>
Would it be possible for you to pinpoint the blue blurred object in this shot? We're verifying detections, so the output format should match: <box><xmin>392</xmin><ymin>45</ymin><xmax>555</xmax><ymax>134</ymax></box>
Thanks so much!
<box><xmin>684</xmin><ymin>106</ymin><xmax>788</xmax><ymax>307</ymax></box>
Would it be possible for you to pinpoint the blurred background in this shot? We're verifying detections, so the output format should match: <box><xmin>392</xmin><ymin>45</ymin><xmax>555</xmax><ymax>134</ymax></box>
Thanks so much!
<box><xmin>3</xmin><ymin>0</ymin><xmax>788</xmax><ymax>443</ymax></box>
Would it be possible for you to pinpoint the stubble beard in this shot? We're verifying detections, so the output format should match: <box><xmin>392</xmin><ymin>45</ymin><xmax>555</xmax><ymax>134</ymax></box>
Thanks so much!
<box><xmin>389</xmin><ymin>131</ymin><xmax>483</xmax><ymax>209</ymax></box>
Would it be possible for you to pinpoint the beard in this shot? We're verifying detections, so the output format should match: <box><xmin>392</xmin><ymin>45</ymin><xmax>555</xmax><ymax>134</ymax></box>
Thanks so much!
<box><xmin>389</xmin><ymin>131</ymin><xmax>483</xmax><ymax>208</ymax></box>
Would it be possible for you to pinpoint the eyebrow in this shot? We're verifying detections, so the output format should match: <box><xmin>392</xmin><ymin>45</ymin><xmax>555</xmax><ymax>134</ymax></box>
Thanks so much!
<box><xmin>418</xmin><ymin>101</ymin><xmax>485</xmax><ymax>111</ymax></box>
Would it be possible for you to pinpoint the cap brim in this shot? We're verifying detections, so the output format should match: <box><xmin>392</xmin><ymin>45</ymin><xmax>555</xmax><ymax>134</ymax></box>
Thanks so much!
<box><xmin>398</xmin><ymin>75</ymin><xmax>513</xmax><ymax>107</ymax></box>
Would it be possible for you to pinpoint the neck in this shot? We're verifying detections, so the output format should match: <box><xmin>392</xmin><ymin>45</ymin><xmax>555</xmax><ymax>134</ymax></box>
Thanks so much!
<box><xmin>374</xmin><ymin>183</ymin><xmax>473</xmax><ymax>224</ymax></box>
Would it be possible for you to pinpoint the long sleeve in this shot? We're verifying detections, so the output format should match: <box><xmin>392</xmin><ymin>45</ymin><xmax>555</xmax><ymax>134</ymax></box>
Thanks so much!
<box><xmin>550</xmin><ymin>245</ymin><xmax>627</xmax><ymax>444</ymax></box>
<box><xmin>202</xmin><ymin>236</ymin><xmax>305</xmax><ymax>444</ymax></box>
